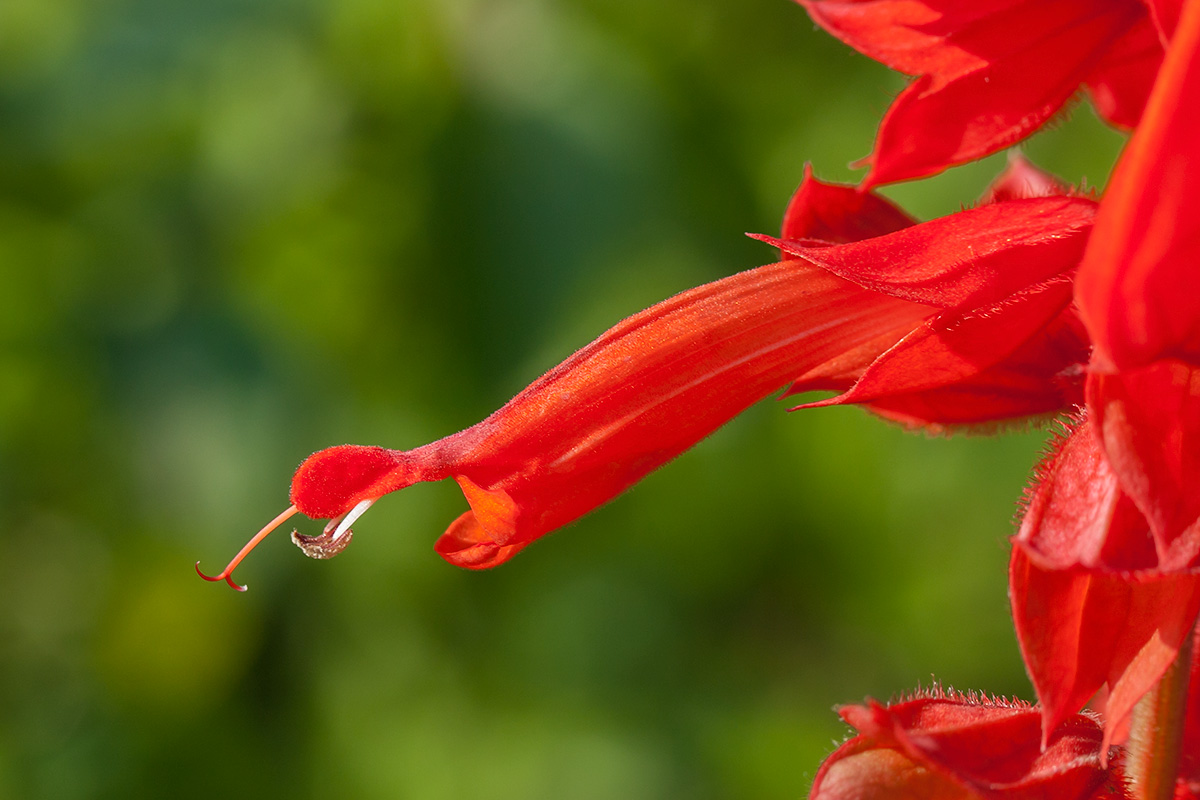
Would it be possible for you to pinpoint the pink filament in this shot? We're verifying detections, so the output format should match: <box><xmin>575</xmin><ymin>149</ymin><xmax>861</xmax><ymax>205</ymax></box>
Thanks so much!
<box><xmin>195</xmin><ymin>505</ymin><xmax>300</xmax><ymax>591</ymax></box>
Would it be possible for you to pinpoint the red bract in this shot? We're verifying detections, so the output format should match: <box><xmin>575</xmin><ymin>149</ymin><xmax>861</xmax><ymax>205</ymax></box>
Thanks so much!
<box><xmin>778</xmin><ymin>164</ymin><xmax>916</xmax><ymax>245</ymax></box>
<box><xmin>1011</xmin><ymin>416</ymin><xmax>1200</xmax><ymax>748</ymax></box>
<box><xmin>1072</xmin><ymin>0</ymin><xmax>1200</xmax><ymax>565</ymax></box>
<box><xmin>810</xmin><ymin>690</ymin><xmax>1127</xmax><ymax>800</ymax></box>
<box><xmin>1076</xmin><ymin>0</ymin><xmax>1200</xmax><ymax>372</ymax></box>
<box><xmin>198</xmin><ymin>167</ymin><xmax>1097</xmax><ymax>585</ymax></box>
<box><xmin>1005</xmin><ymin>0</ymin><xmax>1200</xmax><ymax>751</ymax></box>
<box><xmin>774</xmin><ymin>157</ymin><xmax>1092</xmax><ymax>428</ymax></box>
<box><xmin>1088</xmin><ymin>363</ymin><xmax>1200</xmax><ymax>566</ymax></box>
<box><xmin>796</xmin><ymin>0</ymin><xmax>1161</xmax><ymax>186</ymax></box>
<box><xmin>762</xmin><ymin>173</ymin><xmax>1095</xmax><ymax>428</ymax></box>
<box><xmin>791</xmin><ymin>278</ymin><xmax>1088</xmax><ymax>429</ymax></box>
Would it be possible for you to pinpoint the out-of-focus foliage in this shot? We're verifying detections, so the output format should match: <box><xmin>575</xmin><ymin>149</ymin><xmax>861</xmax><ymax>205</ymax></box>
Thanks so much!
<box><xmin>0</xmin><ymin>0</ymin><xmax>1126</xmax><ymax>797</ymax></box>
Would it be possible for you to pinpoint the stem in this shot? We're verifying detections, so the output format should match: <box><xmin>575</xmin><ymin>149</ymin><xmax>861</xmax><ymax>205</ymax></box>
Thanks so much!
<box><xmin>1126</xmin><ymin>622</ymin><xmax>1196</xmax><ymax>800</ymax></box>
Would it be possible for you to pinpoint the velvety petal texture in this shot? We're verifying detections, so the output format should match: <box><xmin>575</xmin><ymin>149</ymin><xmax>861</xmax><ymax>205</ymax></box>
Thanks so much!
<box><xmin>810</xmin><ymin>690</ymin><xmax>1126</xmax><ymax>800</ymax></box>
<box><xmin>797</xmin><ymin>0</ymin><xmax>1156</xmax><ymax>186</ymax></box>
<box><xmin>1147</xmin><ymin>0</ymin><xmax>1185</xmax><ymax>41</ymax></box>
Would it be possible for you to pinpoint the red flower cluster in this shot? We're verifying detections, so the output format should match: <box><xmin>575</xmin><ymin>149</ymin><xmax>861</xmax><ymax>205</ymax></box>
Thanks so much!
<box><xmin>198</xmin><ymin>0</ymin><xmax>1200</xmax><ymax>797</ymax></box>
<box><xmin>801</xmin><ymin>0</ymin><xmax>1200</xmax><ymax>797</ymax></box>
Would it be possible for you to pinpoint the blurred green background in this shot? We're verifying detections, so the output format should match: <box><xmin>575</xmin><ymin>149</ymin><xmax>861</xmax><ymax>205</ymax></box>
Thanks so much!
<box><xmin>0</xmin><ymin>0</ymin><xmax>1128</xmax><ymax>797</ymax></box>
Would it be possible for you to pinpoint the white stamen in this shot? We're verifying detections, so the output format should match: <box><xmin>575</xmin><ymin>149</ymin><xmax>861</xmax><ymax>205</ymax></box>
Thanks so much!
<box><xmin>332</xmin><ymin>499</ymin><xmax>374</xmax><ymax>541</ymax></box>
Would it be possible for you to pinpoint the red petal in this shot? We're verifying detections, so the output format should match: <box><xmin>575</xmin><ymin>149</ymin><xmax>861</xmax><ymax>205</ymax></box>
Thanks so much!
<box><xmin>764</xmin><ymin>196</ymin><xmax>1095</xmax><ymax>309</ymax></box>
<box><xmin>290</xmin><ymin>260</ymin><xmax>933</xmax><ymax>567</ymax></box>
<box><xmin>1010</xmin><ymin>546</ymin><xmax>1200</xmax><ymax>749</ymax></box>
<box><xmin>1084</xmin><ymin>15</ymin><xmax>1163</xmax><ymax>129</ymax></box>
<box><xmin>434</xmin><ymin>508</ymin><xmax>529</xmax><ymax>569</ymax></box>
<box><xmin>779</xmin><ymin>165</ymin><xmax>915</xmax><ymax>246</ymax></box>
<box><xmin>811</xmin><ymin>691</ymin><xmax>1124</xmax><ymax>800</ymax></box>
<box><xmin>798</xmin><ymin>0</ymin><xmax>1146</xmax><ymax>186</ymax></box>
<box><xmin>771</xmin><ymin>196</ymin><xmax>1092</xmax><ymax>429</ymax></box>
<box><xmin>1088</xmin><ymin>361</ymin><xmax>1200</xmax><ymax>570</ymax></box>
<box><xmin>1016</xmin><ymin>418</ymin><xmax>1157</xmax><ymax>572</ymax></box>
<box><xmin>289</xmin><ymin>445</ymin><xmax>446</xmax><ymax>520</ymax></box>
<box><xmin>852</xmin><ymin>303</ymin><xmax>1087</xmax><ymax>429</ymax></box>
<box><xmin>783</xmin><ymin>317</ymin><xmax>929</xmax><ymax>393</ymax></box>
<box><xmin>1013</xmin><ymin>417</ymin><xmax>1200</xmax><ymax>742</ymax></box>
<box><xmin>792</xmin><ymin>279</ymin><xmax>1076</xmax><ymax>407</ymax></box>
<box><xmin>1076</xmin><ymin>0</ymin><xmax>1200</xmax><ymax>369</ymax></box>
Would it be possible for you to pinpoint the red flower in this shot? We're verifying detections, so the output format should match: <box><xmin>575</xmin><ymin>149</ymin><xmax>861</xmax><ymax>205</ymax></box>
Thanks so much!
<box><xmin>1010</xmin><ymin>0</ymin><xmax>1200</xmax><ymax>747</ymax></box>
<box><xmin>1011</xmin><ymin>415</ymin><xmax>1200</xmax><ymax>748</ymax></box>
<box><xmin>810</xmin><ymin>689</ymin><xmax>1127</xmax><ymax>800</ymax></box>
<box><xmin>198</xmin><ymin>164</ymin><xmax>1095</xmax><ymax>587</ymax></box>
<box><xmin>796</xmin><ymin>0</ymin><xmax>1165</xmax><ymax>186</ymax></box>
<box><xmin>812</xmin><ymin>669</ymin><xmax>1200</xmax><ymax>800</ymax></box>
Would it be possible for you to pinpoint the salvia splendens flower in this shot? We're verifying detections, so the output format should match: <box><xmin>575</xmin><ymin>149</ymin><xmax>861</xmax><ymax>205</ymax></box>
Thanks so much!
<box><xmin>198</xmin><ymin>160</ymin><xmax>1094</xmax><ymax>588</ymax></box>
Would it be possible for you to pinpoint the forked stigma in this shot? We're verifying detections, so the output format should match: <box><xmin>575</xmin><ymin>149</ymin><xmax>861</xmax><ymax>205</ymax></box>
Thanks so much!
<box><xmin>196</xmin><ymin>505</ymin><xmax>300</xmax><ymax>591</ymax></box>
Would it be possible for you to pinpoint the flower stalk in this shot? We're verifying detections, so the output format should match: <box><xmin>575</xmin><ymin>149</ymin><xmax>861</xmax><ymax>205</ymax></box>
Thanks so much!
<box><xmin>1126</xmin><ymin>616</ymin><xmax>1197</xmax><ymax>800</ymax></box>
